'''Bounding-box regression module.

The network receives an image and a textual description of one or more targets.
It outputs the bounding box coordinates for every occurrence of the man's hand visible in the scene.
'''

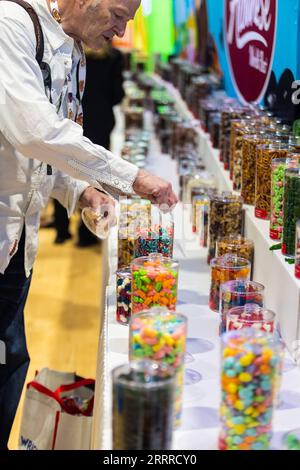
[79,186,116,227]
[133,170,178,209]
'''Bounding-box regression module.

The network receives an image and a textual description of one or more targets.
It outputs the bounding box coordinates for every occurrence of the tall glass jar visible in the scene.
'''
[124,106,144,130]
[219,329,284,451]
[131,254,179,314]
[180,161,196,203]
[220,280,265,334]
[129,308,187,427]
[112,361,175,450]
[295,221,300,280]
[116,267,132,325]
[282,168,300,258]
[209,255,251,312]
[209,112,221,149]
[199,98,219,132]
[255,144,289,220]
[192,192,212,242]
[219,105,241,166]
[186,171,216,204]
[270,156,300,240]
[172,120,198,161]
[118,197,151,269]
[241,133,273,206]
[230,120,254,186]
[208,193,244,263]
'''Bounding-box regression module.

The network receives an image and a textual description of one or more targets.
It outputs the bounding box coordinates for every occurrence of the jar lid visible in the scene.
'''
[116,266,132,278]
[221,280,264,294]
[131,253,179,268]
[210,254,250,270]
[256,142,289,151]
[212,192,243,204]
[217,235,254,248]
[285,167,300,176]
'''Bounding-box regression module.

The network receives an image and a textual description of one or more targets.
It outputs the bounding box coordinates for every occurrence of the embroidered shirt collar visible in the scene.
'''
[31,0,73,51]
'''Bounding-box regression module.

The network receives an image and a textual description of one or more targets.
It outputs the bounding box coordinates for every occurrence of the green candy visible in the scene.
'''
[155,282,162,292]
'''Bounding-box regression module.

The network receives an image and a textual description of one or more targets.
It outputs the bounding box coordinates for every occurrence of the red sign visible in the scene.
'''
[224,0,278,104]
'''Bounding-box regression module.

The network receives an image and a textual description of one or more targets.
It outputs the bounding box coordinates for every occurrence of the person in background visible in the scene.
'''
[83,44,124,150]
[80,45,126,246]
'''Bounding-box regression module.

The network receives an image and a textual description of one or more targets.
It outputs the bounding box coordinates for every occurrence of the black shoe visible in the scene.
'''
[76,238,99,248]
[54,233,72,244]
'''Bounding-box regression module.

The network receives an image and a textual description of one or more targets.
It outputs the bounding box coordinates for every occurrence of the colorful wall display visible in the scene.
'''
[206,0,300,120]
[224,0,278,104]
[116,0,300,120]
[174,0,198,61]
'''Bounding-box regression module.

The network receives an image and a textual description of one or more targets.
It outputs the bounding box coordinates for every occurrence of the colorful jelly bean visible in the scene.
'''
[129,308,187,426]
[134,225,174,258]
[131,255,179,314]
[219,329,284,451]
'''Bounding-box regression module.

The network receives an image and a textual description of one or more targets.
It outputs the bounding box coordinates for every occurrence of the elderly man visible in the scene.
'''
[0,0,177,449]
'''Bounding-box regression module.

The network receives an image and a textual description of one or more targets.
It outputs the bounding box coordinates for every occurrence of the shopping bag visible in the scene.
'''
[19,368,95,450]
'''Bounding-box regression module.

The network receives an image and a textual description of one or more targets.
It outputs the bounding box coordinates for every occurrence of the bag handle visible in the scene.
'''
[27,378,95,416]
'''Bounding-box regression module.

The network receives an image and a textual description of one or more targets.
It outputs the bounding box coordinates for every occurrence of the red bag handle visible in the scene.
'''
[27,378,95,416]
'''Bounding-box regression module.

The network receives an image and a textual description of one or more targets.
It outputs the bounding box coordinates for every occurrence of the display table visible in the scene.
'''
[92,105,300,450]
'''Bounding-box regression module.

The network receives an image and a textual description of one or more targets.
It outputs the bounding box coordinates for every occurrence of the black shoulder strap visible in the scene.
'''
[3,0,44,64]
[2,0,52,93]
[3,0,53,175]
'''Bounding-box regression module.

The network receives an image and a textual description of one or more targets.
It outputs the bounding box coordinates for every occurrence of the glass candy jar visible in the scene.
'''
[208,193,244,263]
[209,255,251,312]
[131,254,179,314]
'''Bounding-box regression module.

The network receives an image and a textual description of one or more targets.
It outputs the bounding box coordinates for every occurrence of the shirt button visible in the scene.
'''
[114,179,119,186]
